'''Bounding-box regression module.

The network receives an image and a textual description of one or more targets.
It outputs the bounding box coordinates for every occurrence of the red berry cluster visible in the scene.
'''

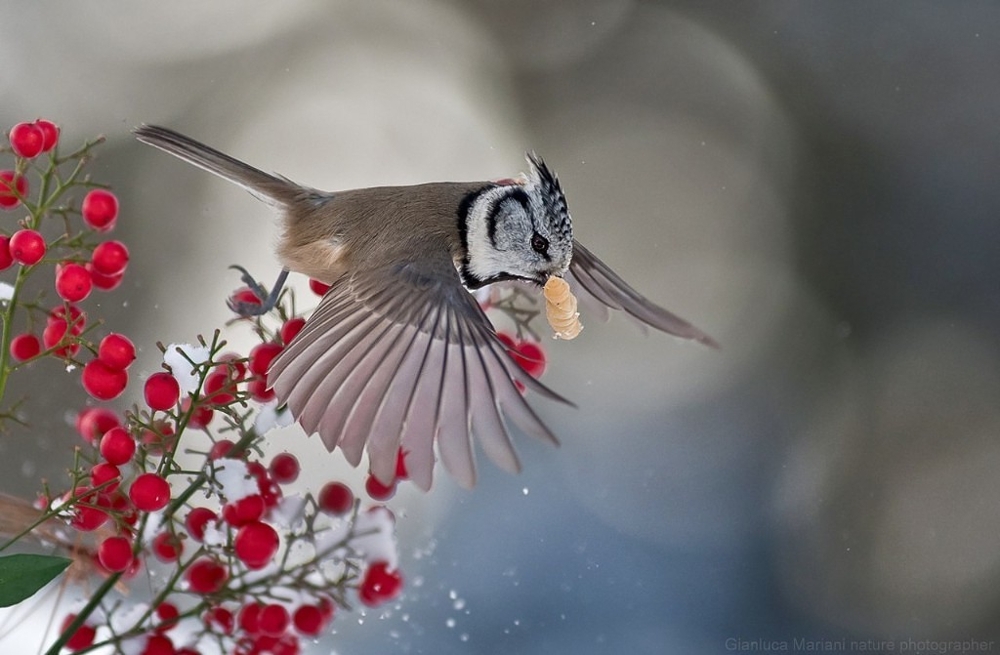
[47,307,400,652]
[1,121,451,654]
[52,346,404,652]
[2,119,132,405]
[0,120,57,210]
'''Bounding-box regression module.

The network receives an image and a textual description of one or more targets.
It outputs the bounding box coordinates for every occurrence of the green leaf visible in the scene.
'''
[0,554,71,607]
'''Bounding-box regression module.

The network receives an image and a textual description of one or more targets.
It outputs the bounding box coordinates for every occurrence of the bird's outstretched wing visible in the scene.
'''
[268,247,570,491]
[567,240,719,348]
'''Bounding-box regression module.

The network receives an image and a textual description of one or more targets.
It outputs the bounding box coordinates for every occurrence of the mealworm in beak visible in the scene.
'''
[543,276,583,340]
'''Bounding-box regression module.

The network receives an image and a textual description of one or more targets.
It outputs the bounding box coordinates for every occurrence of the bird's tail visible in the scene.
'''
[133,125,310,207]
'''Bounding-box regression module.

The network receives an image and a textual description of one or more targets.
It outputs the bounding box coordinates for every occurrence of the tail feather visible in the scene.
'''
[133,124,307,206]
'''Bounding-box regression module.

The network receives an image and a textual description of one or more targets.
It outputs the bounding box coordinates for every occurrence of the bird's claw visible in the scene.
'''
[227,297,269,318]
[227,265,290,317]
[228,264,269,299]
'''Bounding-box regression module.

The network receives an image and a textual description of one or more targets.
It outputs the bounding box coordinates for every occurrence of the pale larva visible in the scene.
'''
[543,276,583,340]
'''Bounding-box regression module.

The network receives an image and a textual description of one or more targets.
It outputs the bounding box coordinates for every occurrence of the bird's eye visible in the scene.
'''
[531,232,549,255]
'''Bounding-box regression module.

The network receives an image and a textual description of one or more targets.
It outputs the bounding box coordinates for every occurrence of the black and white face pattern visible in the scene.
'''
[460,153,573,289]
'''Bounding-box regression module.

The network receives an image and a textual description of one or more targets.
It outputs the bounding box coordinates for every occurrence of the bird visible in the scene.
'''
[133,125,717,490]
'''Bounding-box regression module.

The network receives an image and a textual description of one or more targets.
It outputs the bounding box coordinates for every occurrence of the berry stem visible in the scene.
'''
[0,264,32,419]
[44,569,123,655]
[119,542,208,641]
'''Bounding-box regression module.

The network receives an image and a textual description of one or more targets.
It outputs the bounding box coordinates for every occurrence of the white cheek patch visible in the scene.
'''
[465,187,518,282]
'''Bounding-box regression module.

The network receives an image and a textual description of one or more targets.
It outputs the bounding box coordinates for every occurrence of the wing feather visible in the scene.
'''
[398,326,447,489]
[568,240,719,348]
[434,309,476,488]
[461,318,521,475]
[268,247,573,487]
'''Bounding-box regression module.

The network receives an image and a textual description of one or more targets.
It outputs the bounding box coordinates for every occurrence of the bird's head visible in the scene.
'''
[460,153,573,289]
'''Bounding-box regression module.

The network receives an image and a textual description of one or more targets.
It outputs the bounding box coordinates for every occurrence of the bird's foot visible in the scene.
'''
[227,266,290,317]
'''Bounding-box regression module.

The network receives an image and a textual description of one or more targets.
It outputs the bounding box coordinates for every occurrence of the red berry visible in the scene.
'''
[56,263,93,302]
[279,317,306,345]
[9,229,46,265]
[76,407,120,444]
[104,490,138,526]
[43,320,79,358]
[239,602,263,634]
[229,286,262,308]
[82,359,129,400]
[185,507,217,541]
[152,531,183,562]
[129,472,171,512]
[257,476,283,509]
[204,606,234,634]
[247,462,284,508]
[293,604,326,636]
[91,240,129,275]
[365,473,396,501]
[308,278,331,296]
[9,122,44,158]
[203,369,236,406]
[216,353,248,380]
[496,331,517,351]
[87,263,125,290]
[34,119,59,152]
[268,453,299,484]
[318,482,354,515]
[98,333,136,370]
[145,372,181,411]
[248,376,274,402]
[358,561,403,607]
[258,604,290,637]
[222,494,265,527]
[10,333,41,361]
[81,189,119,231]
[44,308,85,358]
[185,558,227,594]
[98,535,133,572]
[49,304,86,332]
[142,633,175,655]
[60,613,97,651]
[100,427,136,464]
[91,462,121,492]
[208,439,241,460]
[68,487,109,531]
[233,520,279,569]
[233,521,279,569]
[181,397,214,429]
[255,634,299,655]
[0,236,13,269]
[251,376,277,402]
[155,601,180,631]
[0,170,28,209]
[141,421,177,455]
[513,340,546,378]
[247,461,269,482]
[317,596,335,620]
[248,342,283,376]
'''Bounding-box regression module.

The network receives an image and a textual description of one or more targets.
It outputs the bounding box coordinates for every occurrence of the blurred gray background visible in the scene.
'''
[3,1,1000,653]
